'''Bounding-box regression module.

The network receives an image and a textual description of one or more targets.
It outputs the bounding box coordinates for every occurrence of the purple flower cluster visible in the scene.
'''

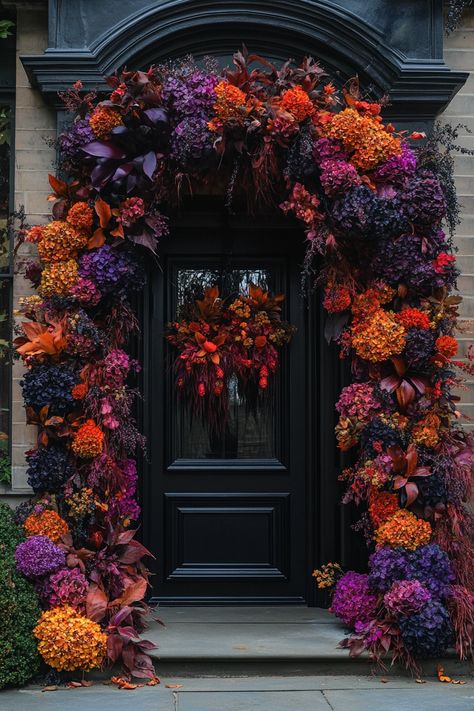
[368,547,410,593]
[319,159,362,196]
[398,599,453,657]
[330,571,378,628]
[70,277,102,306]
[103,348,131,387]
[313,137,347,163]
[331,186,408,239]
[38,567,88,610]
[401,170,447,225]
[403,327,436,368]
[106,458,141,524]
[21,364,79,412]
[15,535,65,578]
[78,245,145,297]
[373,145,417,184]
[26,445,73,493]
[336,382,381,421]
[59,117,94,162]
[383,579,431,617]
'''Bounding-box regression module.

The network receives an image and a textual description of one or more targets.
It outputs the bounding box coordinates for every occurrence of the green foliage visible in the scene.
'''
[0,502,40,689]
[0,452,11,485]
[0,20,14,39]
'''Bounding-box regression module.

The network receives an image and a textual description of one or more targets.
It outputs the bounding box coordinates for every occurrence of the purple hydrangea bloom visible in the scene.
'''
[399,599,453,657]
[21,364,79,412]
[368,548,410,593]
[331,186,407,238]
[15,535,66,578]
[70,277,102,306]
[26,445,73,493]
[409,544,455,598]
[59,118,94,162]
[37,567,89,610]
[313,137,347,163]
[383,579,431,617]
[373,144,417,184]
[330,571,378,628]
[106,458,141,523]
[78,245,145,296]
[403,327,436,368]
[401,170,447,225]
[336,382,381,420]
[319,159,362,196]
[162,70,219,116]
[171,116,215,165]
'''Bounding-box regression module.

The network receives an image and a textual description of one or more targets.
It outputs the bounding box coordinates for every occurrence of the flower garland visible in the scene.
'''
[165,284,295,427]
[13,49,473,677]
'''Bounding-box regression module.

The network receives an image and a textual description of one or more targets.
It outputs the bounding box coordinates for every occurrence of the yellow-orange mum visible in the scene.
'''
[40,259,78,297]
[435,335,458,358]
[34,605,107,672]
[412,413,441,448]
[89,106,123,139]
[324,108,401,171]
[72,419,104,458]
[24,509,69,543]
[280,86,314,122]
[375,509,431,551]
[351,309,406,362]
[36,221,88,263]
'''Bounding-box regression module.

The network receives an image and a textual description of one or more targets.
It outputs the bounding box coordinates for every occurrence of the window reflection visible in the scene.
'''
[172,265,279,460]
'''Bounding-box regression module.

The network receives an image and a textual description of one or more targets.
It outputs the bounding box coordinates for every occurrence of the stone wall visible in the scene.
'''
[1,6,473,504]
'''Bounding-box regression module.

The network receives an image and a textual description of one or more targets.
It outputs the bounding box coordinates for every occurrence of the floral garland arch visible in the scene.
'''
[13,49,474,678]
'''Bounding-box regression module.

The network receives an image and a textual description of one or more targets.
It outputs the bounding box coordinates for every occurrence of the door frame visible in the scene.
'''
[137,206,353,606]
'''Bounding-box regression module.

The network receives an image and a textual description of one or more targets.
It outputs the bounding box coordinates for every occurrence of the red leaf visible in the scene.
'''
[393,476,408,490]
[88,228,106,249]
[94,197,112,228]
[114,578,147,607]
[404,482,419,507]
[380,375,399,393]
[48,174,69,196]
[409,375,428,394]
[396,380,416,409]
[86,584,108,622]
[391,356,406,378]
[119,539,155,564]
[107,633,124,663]
[117,529,136,545]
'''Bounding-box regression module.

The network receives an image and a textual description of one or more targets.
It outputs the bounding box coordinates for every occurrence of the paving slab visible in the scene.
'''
[0,685,171,711]
[156,606,334,624]
[177,689,330,710]
[323,687,474,711]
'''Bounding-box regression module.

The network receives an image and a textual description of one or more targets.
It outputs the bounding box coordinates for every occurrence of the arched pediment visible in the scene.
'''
[22,0,466,118]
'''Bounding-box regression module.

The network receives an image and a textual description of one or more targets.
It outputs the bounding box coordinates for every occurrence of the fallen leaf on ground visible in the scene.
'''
[41,686,59,692]
[380,678,389,683]
[415,678,426,684]
[147,677,160,686]
[81,680,94,687]
[452,680,467,685]
[66,681,82,688]
[165,684,183,689]
[437,664,452,683]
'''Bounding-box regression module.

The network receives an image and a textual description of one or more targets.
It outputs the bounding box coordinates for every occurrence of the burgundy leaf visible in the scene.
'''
[409,375,428,394]
[393,476,408,490]
[380,375,399,393]
[119,539,155,564]
[143,151,157,179]
[404,482,419,507]
[107,633,124,663]
[109,605,134,628]
[86,584,108,623]
[396,380,416,409]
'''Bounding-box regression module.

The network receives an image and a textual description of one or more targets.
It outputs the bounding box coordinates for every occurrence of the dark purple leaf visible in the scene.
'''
[81,141,127,159]
[143,151,157,180]
[144,108,167,125]
[112,163,134,181]
[324,312,349,344]
[91,162,116,189]
[128,231,157,253]
[380,375,399,393]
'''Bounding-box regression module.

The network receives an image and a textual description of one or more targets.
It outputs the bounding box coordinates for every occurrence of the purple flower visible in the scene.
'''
[319,159,362,196]
[409,544,455,598]
[313,137,347,163]
[399,599,453,657]
[78,245,145,297]
[384,579,431,617]
[336,382,381,421]
[403,328,436,368]
[401,170,447,225]
[369,548,410,593]
[70,277,102,306]
[37,567,89,610]
[26,445,73,493]
[373,144,417,184]
[59,117,94,162]
[15,535,66,578]
[330,571,378,628]
[21,364,79,412]
[162,70,219,117]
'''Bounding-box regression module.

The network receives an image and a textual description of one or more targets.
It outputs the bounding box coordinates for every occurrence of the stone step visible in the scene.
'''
[457,214,474,235]
[444,48,474,71]
[445,92,474,115]
[453,154,474,174]
[445,28,474,49]
[453,174,474,193]
[147,607,473,678]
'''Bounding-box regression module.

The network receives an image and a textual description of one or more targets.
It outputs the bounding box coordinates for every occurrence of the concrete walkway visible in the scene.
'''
[2,675,473,711]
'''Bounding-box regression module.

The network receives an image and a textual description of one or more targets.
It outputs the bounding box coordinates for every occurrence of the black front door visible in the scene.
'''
[144,213,309,603]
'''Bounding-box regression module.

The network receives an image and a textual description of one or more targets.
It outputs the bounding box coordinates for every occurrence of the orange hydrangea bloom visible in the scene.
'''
[72,383,88,400]
[40,259,78,297]
[351,309,406,362]
[34,606,107,672]
[435,335,458,358]
[72,419,104,458]
[66,202,94,233]
[37,221,88,263]
[280,86,314,122]
[89,106,123,139]
[208,81,247,131]
[375,509,431,551]
[24,509,69,543]
[395,307,431,330]
[324,108,401,171]
[412,413,441,448]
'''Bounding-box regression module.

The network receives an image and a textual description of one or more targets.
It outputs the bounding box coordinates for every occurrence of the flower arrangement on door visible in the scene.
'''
[10,47,473,682]
[166,284,295,428]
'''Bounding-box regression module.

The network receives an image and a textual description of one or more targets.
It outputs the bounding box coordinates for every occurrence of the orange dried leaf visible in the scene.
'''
[165,684,183,689]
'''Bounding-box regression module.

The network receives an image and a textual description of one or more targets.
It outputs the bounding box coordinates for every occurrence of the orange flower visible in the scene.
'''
[208,81,247,131]
[34,606,107,672]
[368,490,400,528]
[351,309,406,362]
[72,419,104,458]
[280,86,314,122]
[395,307,431,330]
[323,108,401,171]
[89,106,123,139]
[40,259,78,297]
[375,509,431,551]
[66,201,94,233]
[37,220,88,263]
[72,383,88,400]
[435,335,458,358]
[24,509,69,543]
[412,413,441,448]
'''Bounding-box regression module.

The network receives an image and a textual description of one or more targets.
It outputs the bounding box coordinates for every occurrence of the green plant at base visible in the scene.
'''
[0,501,40,689]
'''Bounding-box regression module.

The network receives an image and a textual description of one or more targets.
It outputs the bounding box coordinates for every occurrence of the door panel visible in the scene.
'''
[146,222,308,603]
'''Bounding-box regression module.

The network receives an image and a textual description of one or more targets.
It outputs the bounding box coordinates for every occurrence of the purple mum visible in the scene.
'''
[383,579,431,617]
[330,571,378,628]
[15,535,66,578]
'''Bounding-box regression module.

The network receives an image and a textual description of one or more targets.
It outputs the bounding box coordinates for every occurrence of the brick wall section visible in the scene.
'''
[2,11,474,504]
[2,6,56,504]
[442,8,474,435]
